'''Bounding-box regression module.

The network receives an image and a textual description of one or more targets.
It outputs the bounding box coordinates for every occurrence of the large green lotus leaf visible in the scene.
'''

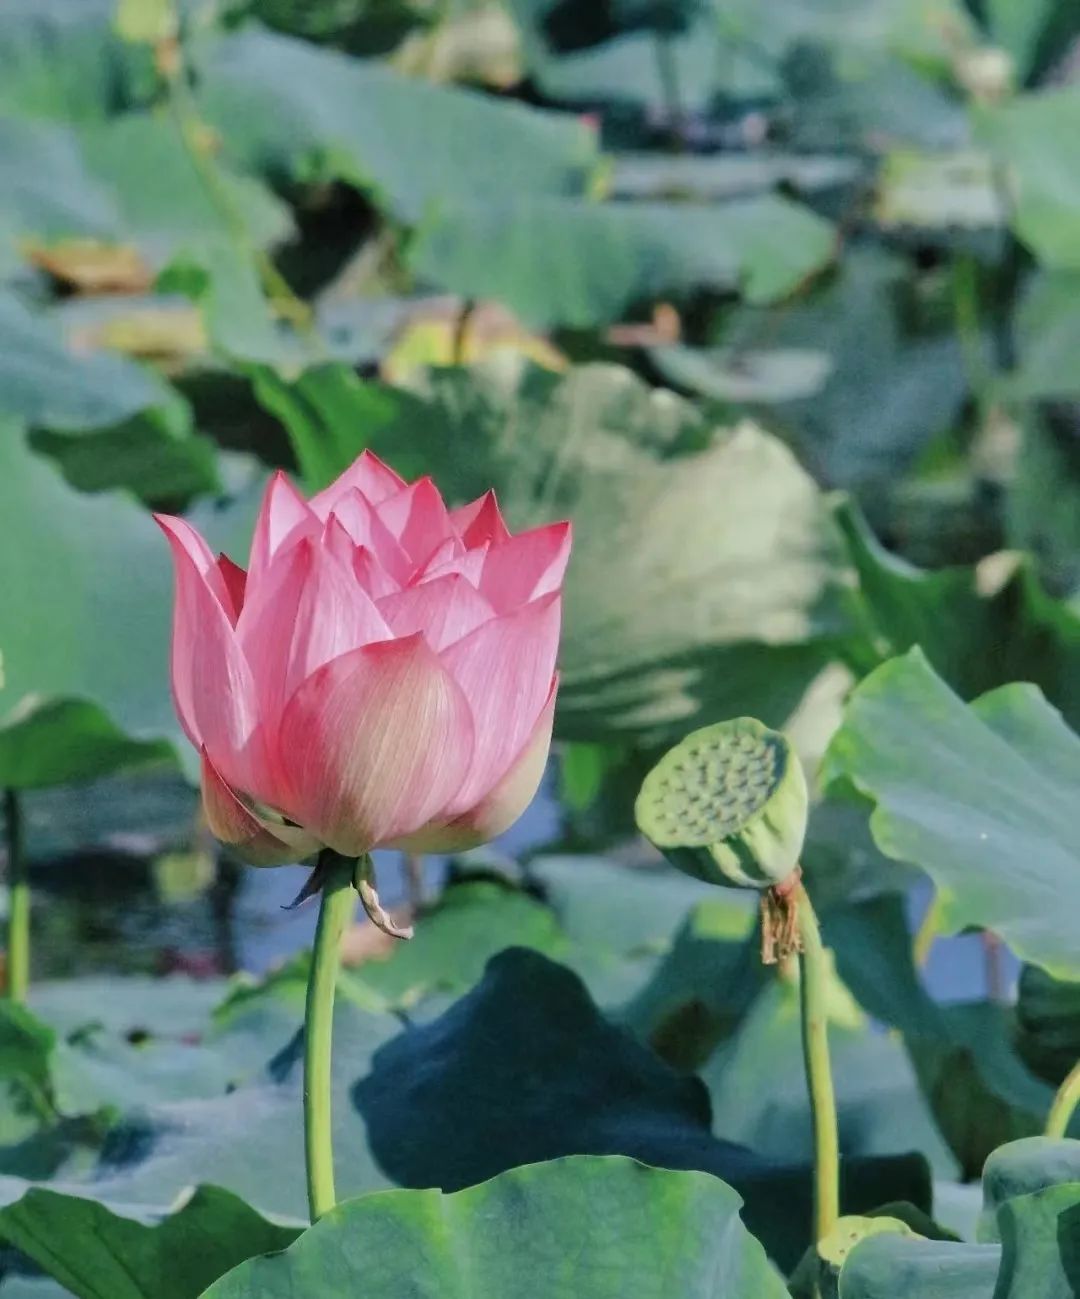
[1005,410,1080,596]
[836,497,1080,726]
[528,855,713,962]
[814,897,1056,1180]
[702,965,953,1177]
[349,949,930,1270]
[0,700,172,791]
[350,361,849,745]
[0,1184,299,1299]
[802,794,922,913]
[823,647,1080,978]
[511,0,970,125]
[0,315,215,581]
[609,152,859,202]
[340,878,566,1008]
[786,44,968,157]
[516,15,763,114]
[907,1002,1052,1181]
[617,894,762,1071]
[807,865,1055,1181]
[516,0,921,114]
[247,362,419,492]
[43,975,247,1071]
[29,408,221,509]
[981,1138,1080,1238]
[197,26,596,225]
[0,1004,62,1149]
[0,116,290,281]
[649,344,834,405]
[977,86,1080,270]
[1009,271,1080,401]
[0,422,176,749]
[156,246,307,369]
[0,120,114,278]
[840,1178,1080,1297]
[49,1021,267,1119]
[408,196,836,327]
[31,977,226,1043]
[1015,965,1080,1085]
[837,1234,1000,1297]
[203,1156,788,1299]
[0,297,165,432]
[71,1001,400,1215]
[984,0,1080,82]
[32,972,383,1142]
[0,434,260,784]
[0,0,153,121]
[822,894,941,1041]
[718,250,967,491]
[705,0,975,70]
[993,1183,1080,1298]
[350,947,735,1191]
[0,980,251,1165]
[74,115,292,262]
[10,951,928,1272]
[837,495,1004,685]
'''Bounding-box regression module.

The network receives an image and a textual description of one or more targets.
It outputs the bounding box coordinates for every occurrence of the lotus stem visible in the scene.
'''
[794,879,839,1245]
[4,790,29,1004]
[1045,1060,1080,1139]
[303,850,356,1222]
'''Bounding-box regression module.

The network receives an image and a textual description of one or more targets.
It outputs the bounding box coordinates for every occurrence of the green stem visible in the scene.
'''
[795,881,839,1245]
[1046,1060,1080,1139]
[303,850,356,1222]
[4,790,29,1004]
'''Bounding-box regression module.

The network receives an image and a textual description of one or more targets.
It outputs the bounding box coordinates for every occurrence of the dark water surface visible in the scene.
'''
[12,764,1015,1001]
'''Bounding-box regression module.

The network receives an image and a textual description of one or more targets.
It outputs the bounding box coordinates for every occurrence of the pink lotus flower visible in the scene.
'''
[155,453,569,865]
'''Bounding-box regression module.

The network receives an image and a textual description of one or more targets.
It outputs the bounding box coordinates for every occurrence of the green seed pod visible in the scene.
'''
[634,718,808,890]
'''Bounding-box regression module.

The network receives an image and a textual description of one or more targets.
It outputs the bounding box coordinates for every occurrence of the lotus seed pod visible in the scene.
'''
[634,718,808,890]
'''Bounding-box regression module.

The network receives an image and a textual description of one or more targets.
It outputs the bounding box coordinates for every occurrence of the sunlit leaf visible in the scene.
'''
[978,85,1080,270]
[204,1156,789,1299]
[0,1184,299,1299]
[198,26,596,224]
[409,196,837,326]
[824,647,1080,978]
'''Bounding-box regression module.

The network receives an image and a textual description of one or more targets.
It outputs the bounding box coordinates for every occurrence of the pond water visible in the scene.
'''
[13,763,1016,1003]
